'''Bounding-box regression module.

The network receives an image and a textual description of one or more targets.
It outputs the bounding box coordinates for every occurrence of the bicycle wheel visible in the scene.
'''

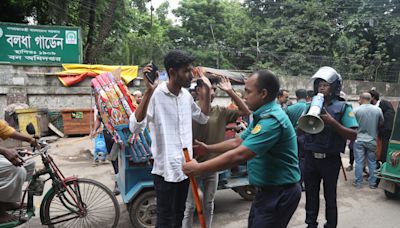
[42,178,120,228]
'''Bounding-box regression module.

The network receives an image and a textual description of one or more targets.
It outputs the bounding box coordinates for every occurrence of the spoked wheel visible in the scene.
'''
[128,190,157,228]
[42,178,120,228]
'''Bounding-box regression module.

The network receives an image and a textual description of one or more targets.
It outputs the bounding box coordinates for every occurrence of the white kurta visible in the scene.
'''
[0,154,34,203]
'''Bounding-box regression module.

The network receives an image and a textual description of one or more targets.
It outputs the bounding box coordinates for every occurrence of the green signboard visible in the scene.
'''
[0,23,82,65]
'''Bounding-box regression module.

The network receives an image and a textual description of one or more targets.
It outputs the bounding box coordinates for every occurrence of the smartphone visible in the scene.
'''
[145,62,158,84]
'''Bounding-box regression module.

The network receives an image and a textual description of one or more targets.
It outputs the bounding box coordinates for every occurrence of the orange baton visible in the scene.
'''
[183,148,206,228]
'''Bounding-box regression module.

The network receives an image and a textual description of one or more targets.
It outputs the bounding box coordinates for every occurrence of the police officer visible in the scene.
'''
[302,67,358,228]
[287,89,309,191]
[183,70,301,228]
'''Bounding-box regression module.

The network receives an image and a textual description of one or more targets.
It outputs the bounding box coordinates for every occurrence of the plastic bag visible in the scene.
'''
[94,132,107,153]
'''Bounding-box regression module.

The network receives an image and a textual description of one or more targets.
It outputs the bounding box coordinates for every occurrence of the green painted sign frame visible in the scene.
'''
[0,22,82,66]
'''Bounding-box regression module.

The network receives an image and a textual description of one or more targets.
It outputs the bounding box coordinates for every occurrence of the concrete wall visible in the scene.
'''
[1,64,399,120]
[278,75,400,102]
[0,65,91,119]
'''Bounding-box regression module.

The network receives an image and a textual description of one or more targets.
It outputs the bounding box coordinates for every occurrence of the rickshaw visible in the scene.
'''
[375,101,400,198]
[0,124,120,228]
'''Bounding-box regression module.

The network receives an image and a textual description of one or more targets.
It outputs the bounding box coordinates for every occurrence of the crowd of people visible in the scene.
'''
[130,50,396,228]
[0,49,397,227]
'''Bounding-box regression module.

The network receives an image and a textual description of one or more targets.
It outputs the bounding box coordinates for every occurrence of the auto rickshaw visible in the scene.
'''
[375,101,400,198]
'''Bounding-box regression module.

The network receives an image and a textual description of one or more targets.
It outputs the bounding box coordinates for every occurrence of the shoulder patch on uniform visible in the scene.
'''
[251,124,262,134]
[348,111,354,117]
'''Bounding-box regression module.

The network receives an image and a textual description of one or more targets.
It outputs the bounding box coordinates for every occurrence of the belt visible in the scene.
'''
[310,152,339,160]
[255,183,297,193]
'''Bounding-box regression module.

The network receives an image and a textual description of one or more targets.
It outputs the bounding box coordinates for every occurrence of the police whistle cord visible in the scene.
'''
[183,148,206,228]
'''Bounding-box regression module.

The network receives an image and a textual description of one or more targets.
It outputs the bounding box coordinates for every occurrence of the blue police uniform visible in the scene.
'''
[240,101,301,228]
[303,99,358,228]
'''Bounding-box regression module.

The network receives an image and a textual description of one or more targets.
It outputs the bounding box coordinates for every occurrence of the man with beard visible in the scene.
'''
[277,89,290,111]
[130,50,211,228]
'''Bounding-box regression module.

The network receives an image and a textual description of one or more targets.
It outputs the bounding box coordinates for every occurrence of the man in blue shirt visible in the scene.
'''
[183,70,301,228]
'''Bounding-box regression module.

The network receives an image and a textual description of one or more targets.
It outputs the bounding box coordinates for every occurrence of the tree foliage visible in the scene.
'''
[1,0,400,82]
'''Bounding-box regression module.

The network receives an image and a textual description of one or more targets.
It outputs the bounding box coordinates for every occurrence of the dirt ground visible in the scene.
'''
[20,136,400,228]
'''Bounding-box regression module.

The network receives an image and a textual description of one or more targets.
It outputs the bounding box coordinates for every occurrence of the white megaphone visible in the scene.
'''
[298,93,325,134]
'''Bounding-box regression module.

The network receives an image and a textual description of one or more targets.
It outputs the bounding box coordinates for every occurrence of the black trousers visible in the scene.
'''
[298,135,306,183]
[304,152,341,228]
[248,183,301,228]
[103,129,118,174]
[153,174,189,228]
[380,130,391,163]
[348,140,354,166]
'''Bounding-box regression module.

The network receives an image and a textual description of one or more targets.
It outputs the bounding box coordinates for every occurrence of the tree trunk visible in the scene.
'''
[84,0,97,63]
[78,0,90,24]
[55,0,70,25]
[86,0,118,63]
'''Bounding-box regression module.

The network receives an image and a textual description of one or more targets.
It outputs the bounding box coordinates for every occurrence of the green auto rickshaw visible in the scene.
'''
[376,101,400,198]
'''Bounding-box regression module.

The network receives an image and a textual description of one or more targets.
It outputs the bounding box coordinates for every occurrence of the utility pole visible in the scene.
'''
[210,24,220,69]
[149,0,154,61]
[256,32,260,63]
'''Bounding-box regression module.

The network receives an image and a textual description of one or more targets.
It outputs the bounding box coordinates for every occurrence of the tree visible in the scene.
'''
[332,0,400,82]
[1,0,400,83]
[0,0,32,23]
[170,0,254,69]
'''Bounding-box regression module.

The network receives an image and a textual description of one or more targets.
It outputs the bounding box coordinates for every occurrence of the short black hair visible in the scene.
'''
[277,89,289,97]
[295,89,307,99]
[209,77,220,85]
[254,70,280,101]
[164,50,195,75]
[307,90,314,98]
[369,89,380,100]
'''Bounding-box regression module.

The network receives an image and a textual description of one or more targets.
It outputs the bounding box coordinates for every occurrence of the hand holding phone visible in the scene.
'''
[145,62,158,84]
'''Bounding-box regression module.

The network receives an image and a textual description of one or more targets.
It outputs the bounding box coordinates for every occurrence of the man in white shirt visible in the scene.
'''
[130,50,211,228]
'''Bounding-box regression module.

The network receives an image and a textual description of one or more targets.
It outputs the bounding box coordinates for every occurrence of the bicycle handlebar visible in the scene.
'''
[22,142,49,162]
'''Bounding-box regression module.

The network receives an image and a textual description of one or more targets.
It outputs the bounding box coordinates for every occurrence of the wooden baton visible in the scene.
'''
[183,148,206,228]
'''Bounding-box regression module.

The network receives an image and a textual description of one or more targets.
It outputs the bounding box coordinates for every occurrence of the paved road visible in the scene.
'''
[22,137,400,228]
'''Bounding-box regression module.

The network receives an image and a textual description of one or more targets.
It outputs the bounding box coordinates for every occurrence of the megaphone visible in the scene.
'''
[298,93,325,134]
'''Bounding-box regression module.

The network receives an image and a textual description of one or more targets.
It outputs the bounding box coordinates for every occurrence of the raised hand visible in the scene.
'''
[320,108,336,125]
[142,64,159,91]
[218,76,232,92]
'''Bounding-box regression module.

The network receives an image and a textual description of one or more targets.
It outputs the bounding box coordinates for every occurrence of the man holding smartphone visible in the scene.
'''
[130,50,212,228]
